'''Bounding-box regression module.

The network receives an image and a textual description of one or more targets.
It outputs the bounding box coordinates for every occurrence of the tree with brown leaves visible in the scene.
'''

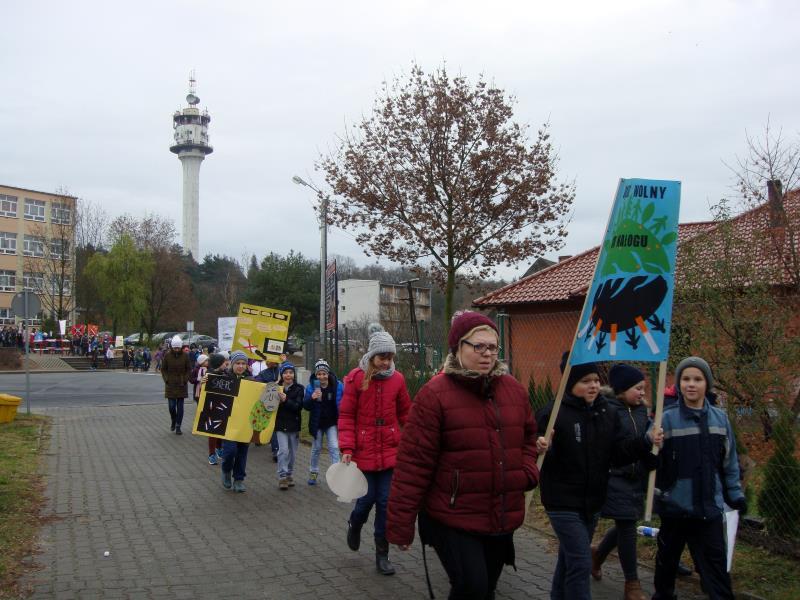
[318,64,574,320]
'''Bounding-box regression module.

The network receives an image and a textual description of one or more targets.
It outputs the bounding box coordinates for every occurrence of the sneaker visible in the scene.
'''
[287,476,295,487]
[221,469,232,490]
[170,423,176,431]
[175,427,182,435]
[215,448,224,460]
[208,453,218,465]
[278,478,289,491]
[233,480,246,493]
[307,472,318,486]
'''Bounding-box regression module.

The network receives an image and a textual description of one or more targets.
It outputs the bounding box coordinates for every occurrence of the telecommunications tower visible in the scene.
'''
[170,72,213,258]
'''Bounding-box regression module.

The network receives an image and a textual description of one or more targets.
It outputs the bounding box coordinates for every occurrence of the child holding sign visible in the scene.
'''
[536,353,662,600]
[220,351,251,493]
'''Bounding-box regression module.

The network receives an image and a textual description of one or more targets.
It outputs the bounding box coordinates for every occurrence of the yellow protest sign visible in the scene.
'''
[192,374,279,444]
[232,303,291,362]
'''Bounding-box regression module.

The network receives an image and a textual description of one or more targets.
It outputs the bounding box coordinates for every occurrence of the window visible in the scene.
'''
[51,202,72,224]
[341,288,346,294]
[49,276,71,296]
[23,272,44,291]
[341,305,346,311]
[0,270,15,292]
[24,199,46,222]
[0,232,16,255]
[0,308,12,324]
[50,238,70,259]
[0,194,17,218]
[23,235,45,257]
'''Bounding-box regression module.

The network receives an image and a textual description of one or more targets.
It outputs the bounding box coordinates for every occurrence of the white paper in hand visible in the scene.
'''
[724,508,739,572]
[326,461,368,502]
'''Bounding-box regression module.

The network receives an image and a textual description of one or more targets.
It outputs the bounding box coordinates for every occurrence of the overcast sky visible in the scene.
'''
[2,0,798,280]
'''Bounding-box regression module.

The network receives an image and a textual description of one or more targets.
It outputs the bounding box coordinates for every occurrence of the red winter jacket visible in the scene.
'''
[386,356,539,546]
[337,367,411,472]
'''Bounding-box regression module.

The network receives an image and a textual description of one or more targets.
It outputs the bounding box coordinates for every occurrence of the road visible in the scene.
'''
[0,371,165,409]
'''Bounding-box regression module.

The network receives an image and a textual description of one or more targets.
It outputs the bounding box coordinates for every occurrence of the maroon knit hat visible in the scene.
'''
[448,311,498,353]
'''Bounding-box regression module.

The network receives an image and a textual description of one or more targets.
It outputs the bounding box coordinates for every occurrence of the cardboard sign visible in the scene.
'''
[192,374,278,444]
[217,316,237,352]
[231,303,291,362]
[571,179,681,364]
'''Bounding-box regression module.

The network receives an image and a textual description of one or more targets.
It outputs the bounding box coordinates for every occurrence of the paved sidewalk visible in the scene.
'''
[24,403,702,599]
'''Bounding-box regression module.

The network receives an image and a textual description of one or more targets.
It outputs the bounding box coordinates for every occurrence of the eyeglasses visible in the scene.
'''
[461,340,501,355]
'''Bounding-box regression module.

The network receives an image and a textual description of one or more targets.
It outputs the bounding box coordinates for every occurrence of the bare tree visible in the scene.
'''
[74,197,109,251]
[107,213,177,251]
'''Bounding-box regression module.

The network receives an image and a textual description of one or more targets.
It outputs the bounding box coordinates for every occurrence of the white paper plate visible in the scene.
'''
[325,461,368,502]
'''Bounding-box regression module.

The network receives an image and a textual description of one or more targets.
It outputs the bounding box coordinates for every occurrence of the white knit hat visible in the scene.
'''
[196,354,209,366]
[170,335,182,348]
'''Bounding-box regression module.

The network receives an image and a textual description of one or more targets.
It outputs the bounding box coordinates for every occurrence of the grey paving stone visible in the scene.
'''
[21,403,708,599]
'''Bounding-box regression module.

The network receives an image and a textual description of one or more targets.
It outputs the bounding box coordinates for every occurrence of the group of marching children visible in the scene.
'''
[175,316,745,600]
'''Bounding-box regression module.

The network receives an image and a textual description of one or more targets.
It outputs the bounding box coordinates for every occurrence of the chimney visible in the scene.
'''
[767,179,785,227]
[558,255,572,262]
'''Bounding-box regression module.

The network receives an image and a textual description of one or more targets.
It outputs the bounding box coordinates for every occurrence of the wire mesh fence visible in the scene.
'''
[305,308,799,547]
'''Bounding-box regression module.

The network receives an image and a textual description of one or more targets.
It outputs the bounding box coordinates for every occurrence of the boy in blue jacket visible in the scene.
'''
[303,359,343,485]
[653,356,746,600]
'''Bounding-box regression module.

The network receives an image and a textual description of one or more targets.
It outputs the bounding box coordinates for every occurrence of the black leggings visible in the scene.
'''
[421,515,513,600]
[596,519,639,581]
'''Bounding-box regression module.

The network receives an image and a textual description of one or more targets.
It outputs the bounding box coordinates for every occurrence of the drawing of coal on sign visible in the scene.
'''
[571,179,681,365]
[197,374,240,435]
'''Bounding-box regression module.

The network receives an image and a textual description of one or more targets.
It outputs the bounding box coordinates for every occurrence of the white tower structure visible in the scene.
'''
[170,74,213,258]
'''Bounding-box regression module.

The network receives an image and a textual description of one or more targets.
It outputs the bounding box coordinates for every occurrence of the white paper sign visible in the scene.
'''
[724,508,739,572]
[217,317,237,352]
[58,320,67,336]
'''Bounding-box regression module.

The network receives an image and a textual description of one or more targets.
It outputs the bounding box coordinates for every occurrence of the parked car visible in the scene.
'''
[151,331,179,346]
[178,332,218,349]
[285,335,304,354]
[123,332,150,346]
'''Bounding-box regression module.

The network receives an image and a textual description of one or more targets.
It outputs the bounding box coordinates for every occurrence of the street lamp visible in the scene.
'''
[292,175,328,346]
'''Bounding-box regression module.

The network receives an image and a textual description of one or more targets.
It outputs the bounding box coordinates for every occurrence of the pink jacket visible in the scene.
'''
[338,367,411,472]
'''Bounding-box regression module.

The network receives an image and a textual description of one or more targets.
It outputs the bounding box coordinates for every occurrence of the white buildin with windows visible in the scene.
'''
[0,184,76,324]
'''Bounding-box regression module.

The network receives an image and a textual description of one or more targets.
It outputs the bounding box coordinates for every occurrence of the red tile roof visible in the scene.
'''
[474,192,799,307]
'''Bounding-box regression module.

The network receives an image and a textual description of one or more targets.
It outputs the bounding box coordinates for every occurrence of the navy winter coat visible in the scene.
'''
[303,374,343,437]
[536,393,652,517]
[600,397,656,520]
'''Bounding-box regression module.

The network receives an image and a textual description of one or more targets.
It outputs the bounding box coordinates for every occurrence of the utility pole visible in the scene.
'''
[292,176,327,345]
[399,278,420,352]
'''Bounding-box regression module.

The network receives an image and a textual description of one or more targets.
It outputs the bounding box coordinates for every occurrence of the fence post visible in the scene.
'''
[496,311,509,366]
[418,319,426,372]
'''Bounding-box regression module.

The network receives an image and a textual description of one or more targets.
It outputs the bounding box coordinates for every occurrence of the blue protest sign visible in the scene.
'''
[570,179,681,365]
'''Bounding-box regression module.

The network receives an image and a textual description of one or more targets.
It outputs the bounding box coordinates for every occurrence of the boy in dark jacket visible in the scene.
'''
[536,354,663,600]
[275,362,304,490]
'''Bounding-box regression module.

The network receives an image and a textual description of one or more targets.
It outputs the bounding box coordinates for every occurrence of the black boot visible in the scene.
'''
[375,537,395,576]
[347,520,362,552]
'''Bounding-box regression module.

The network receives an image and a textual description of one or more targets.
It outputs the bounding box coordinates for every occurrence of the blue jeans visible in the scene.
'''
[222,440,249,481]
[276,431,299,478]
[546,510,599,600]
[310,426,340,474]
[350,469,393,539]
[167,398,184,428]
[270,432,278,457]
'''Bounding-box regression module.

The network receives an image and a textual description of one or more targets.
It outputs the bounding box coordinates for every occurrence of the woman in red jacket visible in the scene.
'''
[386,311,540,599]
[338,324,411,576]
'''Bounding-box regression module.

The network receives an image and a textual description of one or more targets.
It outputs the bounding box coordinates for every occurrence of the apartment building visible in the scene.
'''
[0,184,77,325]
[338,279,432,340]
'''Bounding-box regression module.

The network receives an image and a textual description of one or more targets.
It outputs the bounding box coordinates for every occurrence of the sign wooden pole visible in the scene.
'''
[644,360,668,521]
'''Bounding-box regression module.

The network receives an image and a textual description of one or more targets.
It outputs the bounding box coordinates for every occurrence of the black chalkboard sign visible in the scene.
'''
[206,373,240,397]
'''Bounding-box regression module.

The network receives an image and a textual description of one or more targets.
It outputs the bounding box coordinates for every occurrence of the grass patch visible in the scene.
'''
[525,490,800,600]
[0,413,50,599]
